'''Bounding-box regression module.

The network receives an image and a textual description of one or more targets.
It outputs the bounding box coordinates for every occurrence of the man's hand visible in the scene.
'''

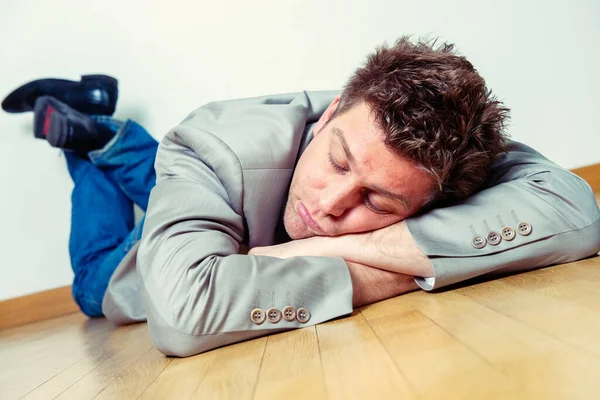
[351,221,434,277]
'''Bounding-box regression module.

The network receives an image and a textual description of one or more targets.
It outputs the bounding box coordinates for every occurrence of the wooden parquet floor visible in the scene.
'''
[2,255,600,399]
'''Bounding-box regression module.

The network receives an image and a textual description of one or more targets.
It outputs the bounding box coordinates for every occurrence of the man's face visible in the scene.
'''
[283,99,434,240]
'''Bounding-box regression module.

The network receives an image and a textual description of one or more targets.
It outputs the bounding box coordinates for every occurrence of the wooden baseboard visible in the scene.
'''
[0,285,78,330]
[572,163,600,192]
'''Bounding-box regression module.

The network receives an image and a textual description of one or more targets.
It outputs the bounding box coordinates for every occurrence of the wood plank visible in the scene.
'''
[0,285,78,330]
[501,261,600,314]
[369,289,600,399]
[360,295,515,399]
[50,324,153,399]
[1,314,117,400]
[189,337,268,399]
[571,162,600,191]
[253,327,327,399]
[557,256,600,279]
[363,290,563,364]
[139,352,218,400]
[94,347,171,400]
[19,322,149,400]
[488,349,600,399]
[0,312,107,354]
[458,278,600,357]
[315,311,418,400]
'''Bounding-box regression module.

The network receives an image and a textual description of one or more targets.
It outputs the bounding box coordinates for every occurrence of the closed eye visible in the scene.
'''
[328,152,348,173]
[362,191,388,214]
[328,153,390,214]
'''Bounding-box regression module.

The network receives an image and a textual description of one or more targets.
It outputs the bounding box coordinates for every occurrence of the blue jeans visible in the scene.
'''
[65,117,158,317]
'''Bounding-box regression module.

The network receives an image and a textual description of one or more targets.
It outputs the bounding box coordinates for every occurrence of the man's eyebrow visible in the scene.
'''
[373,185,412,210]
[331,127,412,210]
[332,127,355,165]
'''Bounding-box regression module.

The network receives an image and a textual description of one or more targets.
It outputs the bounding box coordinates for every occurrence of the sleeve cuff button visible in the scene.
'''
[518,222,532,236]
[472,236,487,249]
[250,308,266,324]
[487,231,502,246]
[501,226,516,241]
[267,308,282,323]
[282,305,296,321]
[296,307,311,323]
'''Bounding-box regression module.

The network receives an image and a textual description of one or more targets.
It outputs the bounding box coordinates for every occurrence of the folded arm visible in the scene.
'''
[249,224,427,306]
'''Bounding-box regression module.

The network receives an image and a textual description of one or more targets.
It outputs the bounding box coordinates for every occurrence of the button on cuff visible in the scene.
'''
[518,222,532,236]
[250,308,266,325]
[282,305,296,321]
[472,236,487,249]
[296,307,311,323]
[501,226,516,241]
[487,231,502,246]
[267,307,282,323]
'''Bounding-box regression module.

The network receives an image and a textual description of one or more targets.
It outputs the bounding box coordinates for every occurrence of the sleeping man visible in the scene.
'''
[4,37,599,357]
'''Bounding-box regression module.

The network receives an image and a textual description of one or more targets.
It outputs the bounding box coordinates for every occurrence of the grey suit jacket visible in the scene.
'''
[102,91,600,357]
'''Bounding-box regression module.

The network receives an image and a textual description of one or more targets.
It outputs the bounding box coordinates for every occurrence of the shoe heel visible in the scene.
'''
[81,75,118,86]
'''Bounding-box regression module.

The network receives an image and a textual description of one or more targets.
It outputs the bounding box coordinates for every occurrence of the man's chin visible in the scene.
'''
[284,218,316,240]
[286,226,315,240]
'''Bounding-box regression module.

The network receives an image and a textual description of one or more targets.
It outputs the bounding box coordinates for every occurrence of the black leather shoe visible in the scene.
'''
[2,74,118,115]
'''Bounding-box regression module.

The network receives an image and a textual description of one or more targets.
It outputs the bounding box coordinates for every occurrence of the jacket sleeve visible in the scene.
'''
[405,141,600,290]
[137,119,352,357]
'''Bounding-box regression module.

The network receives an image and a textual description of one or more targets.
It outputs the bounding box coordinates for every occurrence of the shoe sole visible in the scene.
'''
[33,96,69,148]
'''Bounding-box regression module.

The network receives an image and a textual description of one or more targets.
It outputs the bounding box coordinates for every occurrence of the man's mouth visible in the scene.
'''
[296,201,325,235]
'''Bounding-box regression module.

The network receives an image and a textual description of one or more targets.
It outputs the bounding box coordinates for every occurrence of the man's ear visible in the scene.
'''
[313,96,340,136]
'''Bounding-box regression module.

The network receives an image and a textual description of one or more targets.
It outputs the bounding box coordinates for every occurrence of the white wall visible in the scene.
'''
[1,0,598,301]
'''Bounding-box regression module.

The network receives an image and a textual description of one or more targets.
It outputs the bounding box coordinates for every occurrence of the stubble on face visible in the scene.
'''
[282,183,317,240]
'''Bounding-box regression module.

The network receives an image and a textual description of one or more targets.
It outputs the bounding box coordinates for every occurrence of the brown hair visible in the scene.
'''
[333,36,510,207]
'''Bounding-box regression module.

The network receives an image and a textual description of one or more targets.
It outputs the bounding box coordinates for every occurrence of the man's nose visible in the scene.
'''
[319,180,359,218]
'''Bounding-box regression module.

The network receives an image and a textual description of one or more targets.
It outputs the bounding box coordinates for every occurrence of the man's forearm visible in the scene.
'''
[346,261,419,307]
[317,222,434,277]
